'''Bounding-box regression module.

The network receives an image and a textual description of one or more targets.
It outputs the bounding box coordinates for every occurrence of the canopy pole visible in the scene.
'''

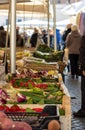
[52,0,57,51]
[47,0,50,47]
[10,0,16,75]
[4,0,11,74]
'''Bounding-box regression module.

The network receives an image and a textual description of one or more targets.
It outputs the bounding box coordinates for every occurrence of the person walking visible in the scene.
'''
[62,24,72,72]
[65,24,81,79]
[73,33,85,117]
[62,23,72,49]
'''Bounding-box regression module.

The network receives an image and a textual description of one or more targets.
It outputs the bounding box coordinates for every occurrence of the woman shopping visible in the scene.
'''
[65,24,81,79]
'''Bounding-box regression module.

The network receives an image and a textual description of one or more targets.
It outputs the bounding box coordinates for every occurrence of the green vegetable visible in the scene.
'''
[26,108,35,112]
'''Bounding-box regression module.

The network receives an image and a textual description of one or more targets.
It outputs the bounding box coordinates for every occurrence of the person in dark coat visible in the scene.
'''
[62,23,72,49]
[0,26,10,47]
[62,24,72,72]
[42,29,48,45]
[16,27,24,47]
[73,33,85,117]
[30,27,39,47]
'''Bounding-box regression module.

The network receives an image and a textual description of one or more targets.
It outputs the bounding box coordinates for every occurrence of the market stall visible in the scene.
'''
[0,0,71,130]
[0,44,71,130]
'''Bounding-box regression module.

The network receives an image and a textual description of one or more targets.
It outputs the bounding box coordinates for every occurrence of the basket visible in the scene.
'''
[23,57,57,71]
[5,105,60,130]
[5,112,40,121]
[5,112,59,130]
[58,61,66,73]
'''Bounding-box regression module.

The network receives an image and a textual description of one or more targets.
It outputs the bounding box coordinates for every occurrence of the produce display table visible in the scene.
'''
[0,46,71,130]
[5,80,71,130]
[0,76,71,130]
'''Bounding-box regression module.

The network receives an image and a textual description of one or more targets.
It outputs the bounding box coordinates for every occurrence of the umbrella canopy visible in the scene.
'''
[0,0,49,14]
[61,1,85,16]
[0,0,52,20]
[0,0,32,4]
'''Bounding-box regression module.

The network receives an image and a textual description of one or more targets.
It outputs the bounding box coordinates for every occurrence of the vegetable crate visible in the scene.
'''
[5,105,60,130]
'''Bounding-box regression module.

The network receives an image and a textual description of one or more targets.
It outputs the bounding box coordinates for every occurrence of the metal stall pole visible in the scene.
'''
[47,0,50,47]
[10,0,16,75]
[52,0,57,51]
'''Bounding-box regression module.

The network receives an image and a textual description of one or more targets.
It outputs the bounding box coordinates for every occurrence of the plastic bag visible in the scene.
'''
[63,48,69,65]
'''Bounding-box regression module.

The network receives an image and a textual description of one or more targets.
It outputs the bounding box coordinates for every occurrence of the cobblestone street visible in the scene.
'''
[65,74,85,130]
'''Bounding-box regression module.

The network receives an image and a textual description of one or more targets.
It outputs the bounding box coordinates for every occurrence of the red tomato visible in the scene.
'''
[32,108,43,112]
[9,105,20,112]
[0,105,5,111]
[4,105,10,112]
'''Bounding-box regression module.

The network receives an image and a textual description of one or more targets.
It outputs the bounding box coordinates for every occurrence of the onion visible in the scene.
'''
[0,89,8,104]
[17,93,26,103]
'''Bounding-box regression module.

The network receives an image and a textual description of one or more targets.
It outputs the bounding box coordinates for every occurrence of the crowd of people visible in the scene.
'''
[62,23,85,118]
[29,27,63,50]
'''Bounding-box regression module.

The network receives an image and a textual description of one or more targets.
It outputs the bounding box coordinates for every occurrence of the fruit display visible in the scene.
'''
[0,47,71,130]
[0,81,64,105]
[6,69,59,82]
[0,48,31,60]
[0,68,64,105]
[16,50,30,59]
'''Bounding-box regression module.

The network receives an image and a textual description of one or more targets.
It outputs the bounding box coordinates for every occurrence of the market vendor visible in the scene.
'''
[0,26,10,47]
[16,27,24,47]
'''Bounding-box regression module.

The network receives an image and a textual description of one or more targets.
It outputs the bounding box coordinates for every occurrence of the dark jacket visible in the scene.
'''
[30,33,38,47]
[62,28,71,42]
[0,30,10,47]
[79,35,85,70]
[42,34,48,44]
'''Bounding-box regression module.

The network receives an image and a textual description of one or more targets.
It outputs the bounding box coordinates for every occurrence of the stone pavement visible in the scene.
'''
[64,74,85,130]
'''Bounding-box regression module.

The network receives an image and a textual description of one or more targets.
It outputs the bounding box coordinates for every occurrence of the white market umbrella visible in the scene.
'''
[61,1,84,16]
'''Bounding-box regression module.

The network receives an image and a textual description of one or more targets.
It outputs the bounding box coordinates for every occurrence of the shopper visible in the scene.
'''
[30,27,39,47]
[48,120,60,130]
[62,24,72,72]
[16,27,24,47]
[0,26,10,47]
[73,33,85,117]
[65,24,81,79]
[62,23,72,49]
[42,29,48,45]
[49,28,54,48]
